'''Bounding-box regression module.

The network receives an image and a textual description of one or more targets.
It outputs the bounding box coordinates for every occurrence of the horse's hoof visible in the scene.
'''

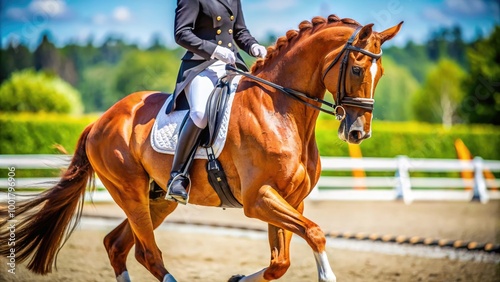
[228,274,245,282]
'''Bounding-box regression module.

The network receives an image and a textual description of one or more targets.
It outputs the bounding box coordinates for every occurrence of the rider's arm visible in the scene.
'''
[232,0,258,56]
[174,0,217,60]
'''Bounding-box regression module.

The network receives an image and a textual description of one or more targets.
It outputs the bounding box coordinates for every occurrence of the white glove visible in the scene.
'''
[212,46,236,64]
[251,44,267,58]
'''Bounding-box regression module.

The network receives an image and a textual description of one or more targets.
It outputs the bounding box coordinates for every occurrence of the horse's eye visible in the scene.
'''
[352,66,362,76]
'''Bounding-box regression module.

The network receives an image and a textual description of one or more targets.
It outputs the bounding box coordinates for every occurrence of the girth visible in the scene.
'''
[202,74,243,208]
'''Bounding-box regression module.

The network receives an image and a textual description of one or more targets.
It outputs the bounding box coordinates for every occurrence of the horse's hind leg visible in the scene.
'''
[98,173,178,281]
[130,200,179,281]
[104,219,134,281]
[104,200,178,282]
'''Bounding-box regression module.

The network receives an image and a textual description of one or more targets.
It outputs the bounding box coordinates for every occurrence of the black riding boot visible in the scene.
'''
[166,117,203,204]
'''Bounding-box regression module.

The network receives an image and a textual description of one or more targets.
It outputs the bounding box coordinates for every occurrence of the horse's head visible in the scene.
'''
[323,22,403,144]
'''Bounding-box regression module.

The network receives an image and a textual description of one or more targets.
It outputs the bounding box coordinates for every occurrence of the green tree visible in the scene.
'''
[384,41,434,83]
[78,63,118,113]
[148,34,166,51]
[100,36,138,64]
[460,26,500,125]
[0,69,83,114]
[113,50,180,101]
[411,59,466,127]
[426,26,466,66]
[34,33,78,86]
[373,57,420,121]
[0,40,33,83]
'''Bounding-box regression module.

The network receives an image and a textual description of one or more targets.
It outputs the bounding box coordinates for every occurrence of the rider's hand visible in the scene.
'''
[251,44,267,58]
[212,46,236,65]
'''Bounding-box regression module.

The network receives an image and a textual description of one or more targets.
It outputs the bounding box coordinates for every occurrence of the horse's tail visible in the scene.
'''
[0,123,95,274]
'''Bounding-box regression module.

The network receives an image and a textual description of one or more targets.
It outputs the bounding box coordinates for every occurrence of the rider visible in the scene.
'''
[165,0,267,204]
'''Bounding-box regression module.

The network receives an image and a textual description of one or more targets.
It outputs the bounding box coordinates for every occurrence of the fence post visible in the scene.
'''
[395,155,413,205]
[348,144,366,190]
[472,157,489,204]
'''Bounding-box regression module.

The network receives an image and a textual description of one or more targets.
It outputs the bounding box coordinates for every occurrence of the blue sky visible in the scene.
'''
[1,0,499,49]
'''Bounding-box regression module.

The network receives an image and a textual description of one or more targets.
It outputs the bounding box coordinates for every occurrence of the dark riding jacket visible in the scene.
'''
[166,0,259,113]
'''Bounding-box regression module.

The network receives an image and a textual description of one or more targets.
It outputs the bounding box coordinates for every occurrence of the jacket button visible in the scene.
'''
[216,16,222,21]
[228,29,233,34]
[217,29,222,35]
[230,15,234,21]
[227,43,232,48]
[218,40,222,45]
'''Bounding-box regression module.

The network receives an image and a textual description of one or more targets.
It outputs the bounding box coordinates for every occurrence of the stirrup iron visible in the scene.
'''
[165,174,190,205]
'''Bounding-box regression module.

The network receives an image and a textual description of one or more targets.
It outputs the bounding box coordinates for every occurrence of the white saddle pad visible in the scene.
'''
[151,75,241,159]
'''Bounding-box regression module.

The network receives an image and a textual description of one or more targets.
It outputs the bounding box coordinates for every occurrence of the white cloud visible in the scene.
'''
[76,28,91,42]
[29,0,68,17]
[422,7,454,26]
[5,8,26,21]
[267,0,299,11]
[113,6,132,22]
[246,0,300,12]
[90,6,132,26]
[6,0,72,21]
[93,14,107,25]
[445,0,487,15]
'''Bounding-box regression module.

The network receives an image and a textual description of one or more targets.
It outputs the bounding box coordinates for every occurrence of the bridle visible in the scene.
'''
[226,27,383,120]
[322,27,382,119]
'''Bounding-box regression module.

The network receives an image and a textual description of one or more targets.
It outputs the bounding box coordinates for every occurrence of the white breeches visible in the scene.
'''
[185,61,226,128]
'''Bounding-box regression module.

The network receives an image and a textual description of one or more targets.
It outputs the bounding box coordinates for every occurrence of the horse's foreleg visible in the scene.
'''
[243,185,336,282]
[233,224,293,282]
[266,224,293,279]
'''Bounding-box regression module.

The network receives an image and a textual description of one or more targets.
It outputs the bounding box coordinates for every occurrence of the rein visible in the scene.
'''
[226,64,338,117]
[226,27,383,120]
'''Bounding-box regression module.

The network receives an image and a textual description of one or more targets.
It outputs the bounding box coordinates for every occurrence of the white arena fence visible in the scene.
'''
[0,154,499,204]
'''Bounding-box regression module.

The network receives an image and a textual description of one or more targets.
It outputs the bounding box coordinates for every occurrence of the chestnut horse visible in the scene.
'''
[0,15,401,282]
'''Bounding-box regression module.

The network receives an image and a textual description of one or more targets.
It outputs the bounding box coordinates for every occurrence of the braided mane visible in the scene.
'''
[251,15,361,73]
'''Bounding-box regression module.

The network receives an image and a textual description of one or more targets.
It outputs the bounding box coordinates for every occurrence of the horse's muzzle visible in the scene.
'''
[347,128,371,144]
[338,116,371,144]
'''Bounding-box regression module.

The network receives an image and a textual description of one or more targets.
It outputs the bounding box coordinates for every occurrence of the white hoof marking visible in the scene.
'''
[314,252,336,282]
[163,273,177,282]
[116,271,131,282]
[240,268,268,282]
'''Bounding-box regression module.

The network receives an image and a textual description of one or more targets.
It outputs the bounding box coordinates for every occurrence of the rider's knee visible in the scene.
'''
[189,110,207,128]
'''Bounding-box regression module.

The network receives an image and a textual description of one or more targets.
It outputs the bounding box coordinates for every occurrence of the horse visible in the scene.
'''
[0,15,402,282]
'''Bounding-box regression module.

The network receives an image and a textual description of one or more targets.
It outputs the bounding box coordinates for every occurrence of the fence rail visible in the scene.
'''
[1,154,499,204]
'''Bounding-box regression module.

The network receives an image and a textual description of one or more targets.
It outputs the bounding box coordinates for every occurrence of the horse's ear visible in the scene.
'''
[379,21,404,45]
[358,23,374,43]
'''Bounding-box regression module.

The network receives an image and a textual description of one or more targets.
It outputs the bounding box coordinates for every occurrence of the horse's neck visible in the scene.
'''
[253,51,325,143]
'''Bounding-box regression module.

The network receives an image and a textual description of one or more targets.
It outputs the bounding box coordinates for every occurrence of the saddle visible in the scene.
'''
[200,74,234,148]
[151,74,242,208]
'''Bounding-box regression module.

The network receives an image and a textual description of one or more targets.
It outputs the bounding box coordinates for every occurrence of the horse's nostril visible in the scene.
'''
[349,130,363,141]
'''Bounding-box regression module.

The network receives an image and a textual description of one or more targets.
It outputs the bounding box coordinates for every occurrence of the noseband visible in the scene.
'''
[322,27,383,119]
[226,27,383,120]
